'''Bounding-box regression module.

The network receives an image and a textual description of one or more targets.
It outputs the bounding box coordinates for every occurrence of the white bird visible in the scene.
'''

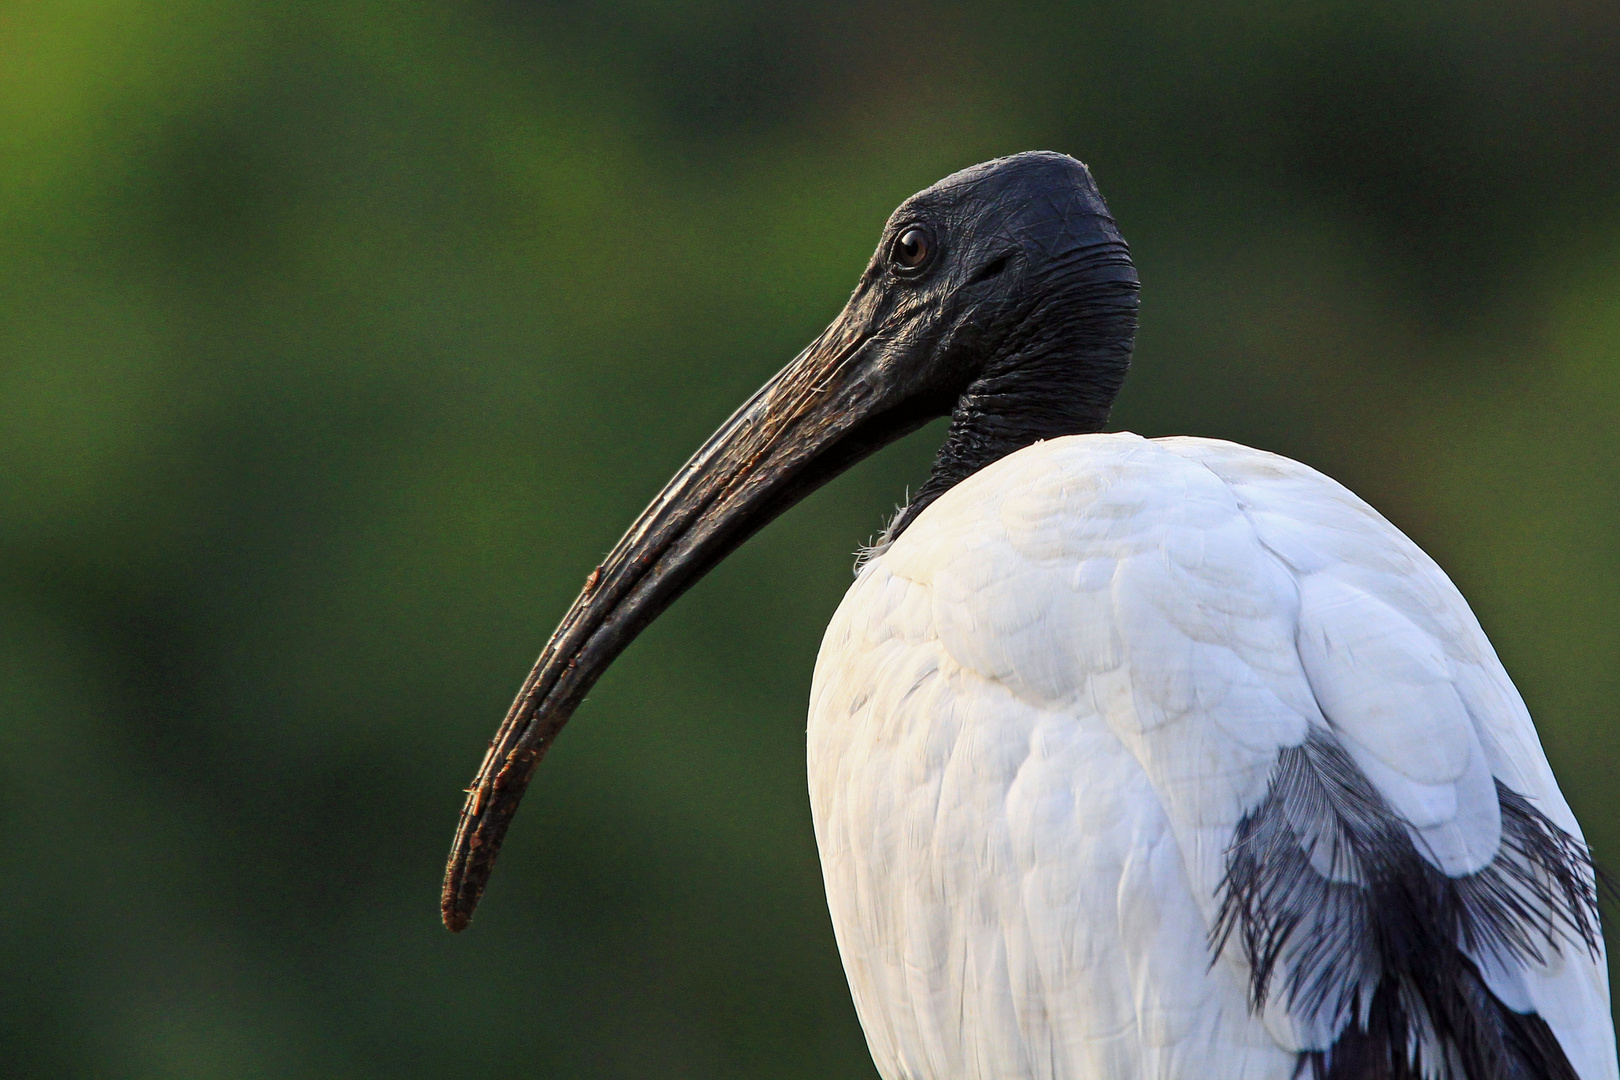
[441,152,1616,1080]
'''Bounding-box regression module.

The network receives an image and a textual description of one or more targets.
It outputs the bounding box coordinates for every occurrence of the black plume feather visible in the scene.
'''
[1214,728,1600,1080]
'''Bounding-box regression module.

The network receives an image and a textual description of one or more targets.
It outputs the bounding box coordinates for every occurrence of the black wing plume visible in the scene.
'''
[1214,728,1601,1080]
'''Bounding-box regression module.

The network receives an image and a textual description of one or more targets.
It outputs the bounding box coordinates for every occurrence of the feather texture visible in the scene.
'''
[807,433,1615,1080]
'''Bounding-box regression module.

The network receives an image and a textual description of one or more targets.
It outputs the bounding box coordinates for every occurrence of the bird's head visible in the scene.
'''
[441,151,1138,930]
[830,150,1140,534]
[833,151,1138,382]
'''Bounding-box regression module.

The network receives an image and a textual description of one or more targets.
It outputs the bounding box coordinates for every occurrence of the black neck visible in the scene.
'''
[885,280,1138,541]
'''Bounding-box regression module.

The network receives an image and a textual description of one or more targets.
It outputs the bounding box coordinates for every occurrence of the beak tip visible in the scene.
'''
[442,762,531,934]
[441,865,482,932]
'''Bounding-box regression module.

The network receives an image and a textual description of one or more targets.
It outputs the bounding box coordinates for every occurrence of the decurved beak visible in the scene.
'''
[442,293,948,930]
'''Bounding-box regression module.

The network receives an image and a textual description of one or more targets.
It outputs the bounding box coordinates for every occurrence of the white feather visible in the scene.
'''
[807,432,1616,1080]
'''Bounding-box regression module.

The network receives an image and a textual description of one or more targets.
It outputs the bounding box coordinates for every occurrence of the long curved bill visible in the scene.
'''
[442,296,940,930]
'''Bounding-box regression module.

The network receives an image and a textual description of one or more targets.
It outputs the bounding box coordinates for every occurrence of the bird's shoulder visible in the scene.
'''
[887,431,1421,577]
[867,431,1566,842]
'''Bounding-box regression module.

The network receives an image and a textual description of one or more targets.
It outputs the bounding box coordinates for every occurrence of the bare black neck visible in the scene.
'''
[887,279,1138,541]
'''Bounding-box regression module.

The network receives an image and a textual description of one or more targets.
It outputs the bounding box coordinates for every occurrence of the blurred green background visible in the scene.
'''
[2,1,1618,1076]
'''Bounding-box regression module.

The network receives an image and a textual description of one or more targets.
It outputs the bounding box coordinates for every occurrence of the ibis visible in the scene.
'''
[441,152,1616,1080]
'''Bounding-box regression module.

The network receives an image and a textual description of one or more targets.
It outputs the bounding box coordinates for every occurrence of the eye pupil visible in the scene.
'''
[893,226,932,272]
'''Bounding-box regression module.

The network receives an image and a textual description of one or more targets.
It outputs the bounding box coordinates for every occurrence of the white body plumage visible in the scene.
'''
[807,433,1616,1080]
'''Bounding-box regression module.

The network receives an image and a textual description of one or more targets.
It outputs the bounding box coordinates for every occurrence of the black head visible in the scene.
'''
[848,151,1140,533]
[439,152,1139,929]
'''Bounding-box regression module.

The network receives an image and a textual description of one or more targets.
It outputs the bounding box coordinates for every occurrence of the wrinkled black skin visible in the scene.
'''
[856,152,1140,536]
[442,151,1141,933]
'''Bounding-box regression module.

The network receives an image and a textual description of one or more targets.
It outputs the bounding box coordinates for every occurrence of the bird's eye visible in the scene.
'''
[891,226,935,275]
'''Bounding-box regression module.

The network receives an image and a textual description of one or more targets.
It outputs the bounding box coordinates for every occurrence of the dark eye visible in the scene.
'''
[890,226,935,275]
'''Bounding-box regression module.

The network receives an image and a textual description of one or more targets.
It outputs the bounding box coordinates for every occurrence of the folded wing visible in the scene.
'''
[884,433,1612,1079]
